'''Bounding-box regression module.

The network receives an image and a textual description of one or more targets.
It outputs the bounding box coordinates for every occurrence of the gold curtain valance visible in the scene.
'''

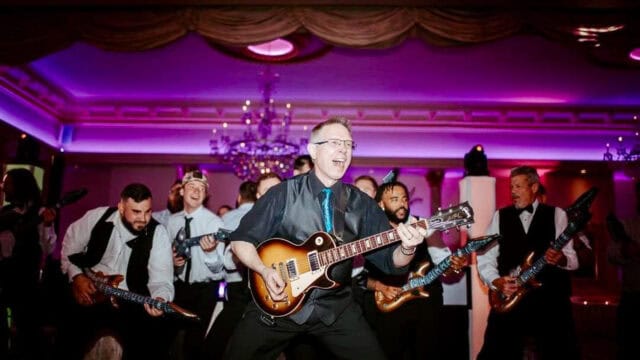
[0,6,629,66]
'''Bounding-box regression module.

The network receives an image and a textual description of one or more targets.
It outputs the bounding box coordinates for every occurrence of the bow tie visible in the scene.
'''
[516,204,534,215]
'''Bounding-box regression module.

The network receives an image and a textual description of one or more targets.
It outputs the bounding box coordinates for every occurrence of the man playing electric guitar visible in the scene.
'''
[226,117,426,360]
[477,166,580,360]
[60,183,174,359]
[362,180,468,359]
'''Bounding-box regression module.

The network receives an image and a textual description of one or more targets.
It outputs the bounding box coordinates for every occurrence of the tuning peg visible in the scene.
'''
[437,207,442,212]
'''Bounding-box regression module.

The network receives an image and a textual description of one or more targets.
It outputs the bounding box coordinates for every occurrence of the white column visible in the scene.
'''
[459,176,496,360]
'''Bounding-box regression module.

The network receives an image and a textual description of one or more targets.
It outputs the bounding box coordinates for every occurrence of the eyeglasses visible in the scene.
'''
[313,138,356,150]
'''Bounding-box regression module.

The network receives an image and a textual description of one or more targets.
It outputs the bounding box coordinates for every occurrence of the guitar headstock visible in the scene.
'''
[428,202,474,231]
[565,187,598,226]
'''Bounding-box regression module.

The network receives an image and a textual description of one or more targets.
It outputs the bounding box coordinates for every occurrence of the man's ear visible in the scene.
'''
[307,143,316,160]
[378,201,385,210]
[531,183,540,195]
[179,188,184,197]
[117,199,125,215]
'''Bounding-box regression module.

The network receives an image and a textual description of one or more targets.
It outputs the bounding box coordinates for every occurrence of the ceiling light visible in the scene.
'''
[629,48,640,61]
[247,38,295,57]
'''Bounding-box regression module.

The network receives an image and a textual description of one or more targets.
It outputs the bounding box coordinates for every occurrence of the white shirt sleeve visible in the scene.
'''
[477,211,501,288]
[60,207,107,281]
[555,207,578,271]
[147,225,175,301]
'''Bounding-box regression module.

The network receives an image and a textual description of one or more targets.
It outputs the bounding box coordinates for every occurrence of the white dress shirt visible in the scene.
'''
[167,206,225,283]
[477,200,578,289]
[61,206,174,301]
[152,208,172,228]
[221,202,253,283]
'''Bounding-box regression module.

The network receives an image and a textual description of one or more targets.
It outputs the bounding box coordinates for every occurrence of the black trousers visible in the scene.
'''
[224,301,386,360]
[172,280,220,360]
[372,293,444,360]
[477,292,579,360]
[203,281,251,359]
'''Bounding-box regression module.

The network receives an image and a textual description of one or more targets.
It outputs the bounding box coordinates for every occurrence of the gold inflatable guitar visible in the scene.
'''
[375,234,499,312]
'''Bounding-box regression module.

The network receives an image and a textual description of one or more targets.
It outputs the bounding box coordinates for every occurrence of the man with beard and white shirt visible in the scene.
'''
[59,183,174,359]
[167,170,225,359]
[361,180,467,359]
[225,117,426,359]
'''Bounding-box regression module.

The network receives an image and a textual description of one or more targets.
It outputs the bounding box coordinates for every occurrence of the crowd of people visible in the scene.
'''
[1,116,638,359]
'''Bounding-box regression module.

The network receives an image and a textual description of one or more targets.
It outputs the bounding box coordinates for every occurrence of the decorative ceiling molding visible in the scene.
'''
[1,64,638,137]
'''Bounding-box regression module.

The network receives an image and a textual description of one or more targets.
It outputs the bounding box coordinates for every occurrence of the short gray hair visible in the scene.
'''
[510,166,540,186]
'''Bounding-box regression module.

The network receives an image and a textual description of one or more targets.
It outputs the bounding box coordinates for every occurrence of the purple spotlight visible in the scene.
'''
[247,39,294,57]
[629,48,640,61]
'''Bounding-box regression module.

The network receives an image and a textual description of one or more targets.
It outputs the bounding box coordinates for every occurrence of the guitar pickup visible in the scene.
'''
[286,259,299,280]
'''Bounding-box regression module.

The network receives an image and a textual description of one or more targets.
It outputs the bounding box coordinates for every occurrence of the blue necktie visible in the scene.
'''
[321,188,333,232]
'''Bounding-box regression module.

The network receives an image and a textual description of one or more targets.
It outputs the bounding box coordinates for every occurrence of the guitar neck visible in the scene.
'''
[90,278,174,314]
[319,220,428,266]
[518,220,581,284]
[402,242,477,291]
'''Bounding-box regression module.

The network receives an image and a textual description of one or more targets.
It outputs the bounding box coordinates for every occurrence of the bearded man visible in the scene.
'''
[60,183,174,359]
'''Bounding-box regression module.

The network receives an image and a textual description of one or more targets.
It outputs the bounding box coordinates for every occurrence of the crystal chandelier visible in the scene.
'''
[210,67,307,180]
[603,114,640,163]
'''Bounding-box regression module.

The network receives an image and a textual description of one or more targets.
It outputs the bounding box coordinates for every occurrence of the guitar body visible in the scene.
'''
[375,261,431,313]
[91,271,125,308]
[489,251,542,313]
[249,232,338,317]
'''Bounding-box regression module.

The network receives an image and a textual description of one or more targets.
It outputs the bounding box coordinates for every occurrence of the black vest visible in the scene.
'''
[498,204,571,298]
[68,207,158,296]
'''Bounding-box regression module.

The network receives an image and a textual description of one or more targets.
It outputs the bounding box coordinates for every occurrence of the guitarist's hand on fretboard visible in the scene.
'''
[492,276,519,297]
[144,298,166,317]
[200,235,218,252]
[544,248,567,267]
[72,273,97,306]
[444,254,468,276]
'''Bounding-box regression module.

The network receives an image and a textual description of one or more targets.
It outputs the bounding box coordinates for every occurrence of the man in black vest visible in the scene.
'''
[477,166,579,359]
[226,117,426,360]
[59,183,174,359]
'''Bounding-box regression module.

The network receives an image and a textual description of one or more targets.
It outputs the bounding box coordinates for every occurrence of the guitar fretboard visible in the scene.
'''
[86,272,174,314]
[403,237,495,291]
[517,220,580,284]
[318,220,428,266]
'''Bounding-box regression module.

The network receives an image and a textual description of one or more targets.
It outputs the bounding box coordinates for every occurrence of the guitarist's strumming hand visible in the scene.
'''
[199,235,218,252]
[72,274,97,306]
[259,264,287,301]
[370,279,401,301]
[544,248,567,267]
[144,298,165,317]
[492,276,519,297]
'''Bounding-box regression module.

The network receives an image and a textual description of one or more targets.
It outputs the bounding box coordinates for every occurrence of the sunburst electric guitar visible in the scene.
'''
[84,269,199,320]
[489,187,598,313]
[249,202,474,317]
[375,234,500,312]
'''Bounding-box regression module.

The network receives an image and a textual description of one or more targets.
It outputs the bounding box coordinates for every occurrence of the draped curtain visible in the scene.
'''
[0,6,631,65]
